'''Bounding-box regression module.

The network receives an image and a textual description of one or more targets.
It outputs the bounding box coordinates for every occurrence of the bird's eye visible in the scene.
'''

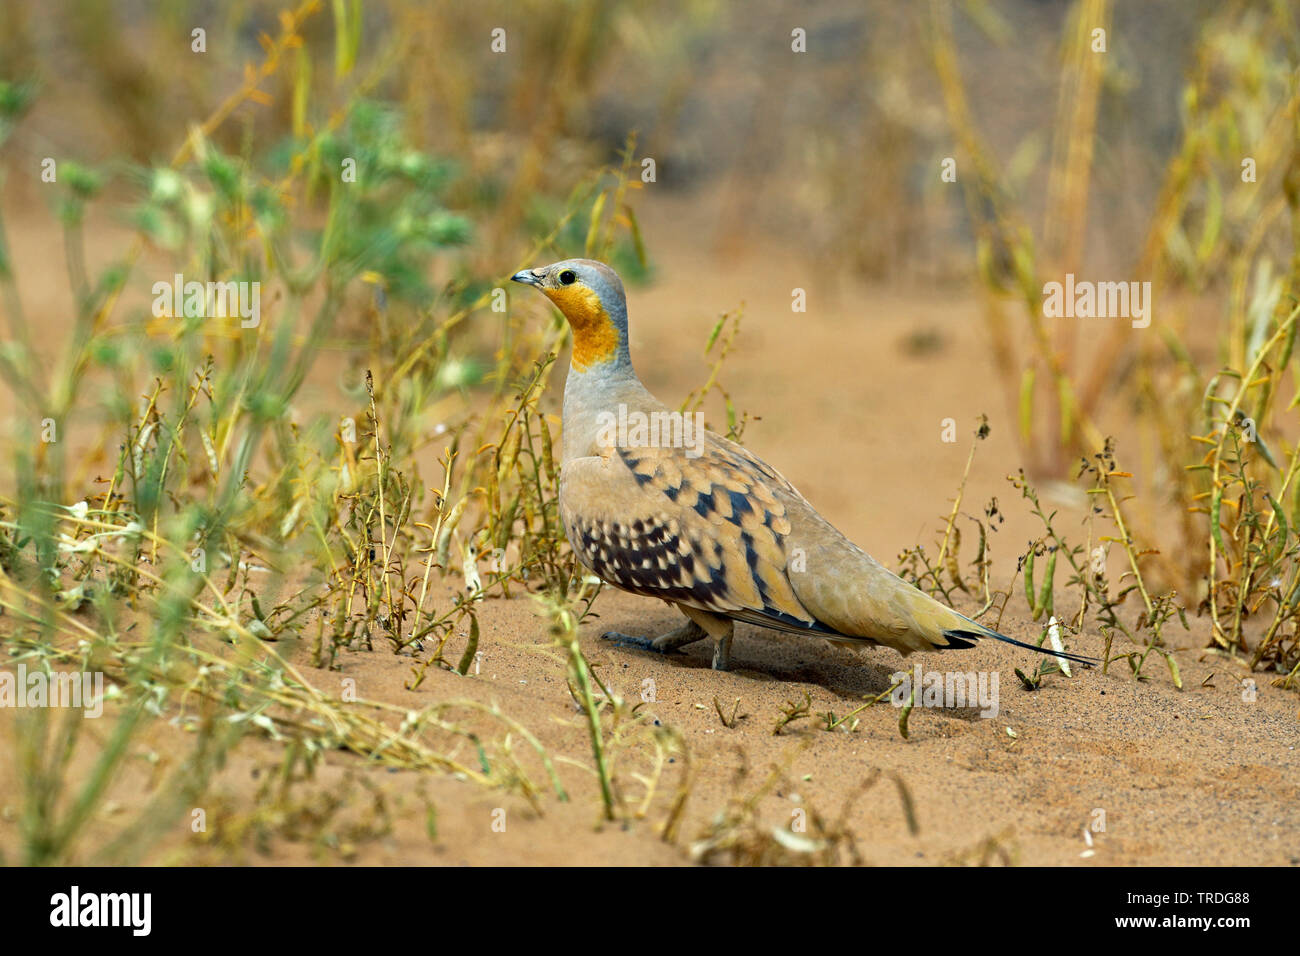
[558,270,577,286]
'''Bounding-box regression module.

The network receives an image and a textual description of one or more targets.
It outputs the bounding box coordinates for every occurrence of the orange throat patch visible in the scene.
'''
[544,285,621,371]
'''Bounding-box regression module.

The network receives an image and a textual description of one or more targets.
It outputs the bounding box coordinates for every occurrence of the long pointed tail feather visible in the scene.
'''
[944,627,1098,668]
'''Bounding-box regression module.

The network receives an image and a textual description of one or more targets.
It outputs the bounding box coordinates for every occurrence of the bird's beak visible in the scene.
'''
[511,269,542,287]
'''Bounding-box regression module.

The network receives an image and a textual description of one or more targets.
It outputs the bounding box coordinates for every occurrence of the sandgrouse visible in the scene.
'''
[512,259,1094,672]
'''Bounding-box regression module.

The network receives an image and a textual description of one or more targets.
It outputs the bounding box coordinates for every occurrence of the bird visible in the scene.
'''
[511,258,1095,673]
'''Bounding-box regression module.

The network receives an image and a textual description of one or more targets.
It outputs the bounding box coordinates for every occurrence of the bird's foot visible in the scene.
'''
[601,620,707,657]
[601,630,682,655]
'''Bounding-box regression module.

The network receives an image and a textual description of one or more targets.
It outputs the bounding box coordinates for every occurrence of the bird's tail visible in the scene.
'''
[945,615,1098,668]
[783,531,1098,665]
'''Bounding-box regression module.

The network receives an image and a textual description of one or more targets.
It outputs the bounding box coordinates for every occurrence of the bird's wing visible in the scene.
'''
[559,435,836,635]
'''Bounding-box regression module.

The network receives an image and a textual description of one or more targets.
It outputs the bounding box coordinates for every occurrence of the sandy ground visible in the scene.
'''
[1,195,1298,865]
[273,582,1300,866]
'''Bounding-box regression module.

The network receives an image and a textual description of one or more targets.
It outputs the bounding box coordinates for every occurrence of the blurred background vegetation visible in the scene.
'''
[1,0,1284,278]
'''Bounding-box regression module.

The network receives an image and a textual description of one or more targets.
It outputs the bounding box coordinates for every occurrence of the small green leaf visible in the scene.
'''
[456,614,479,676]
[898,682,916,739]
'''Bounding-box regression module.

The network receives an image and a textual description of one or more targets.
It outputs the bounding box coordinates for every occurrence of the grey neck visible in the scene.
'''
[560,356,660,465]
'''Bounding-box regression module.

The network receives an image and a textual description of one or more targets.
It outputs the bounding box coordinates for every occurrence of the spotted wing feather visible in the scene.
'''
[559,439,834,635]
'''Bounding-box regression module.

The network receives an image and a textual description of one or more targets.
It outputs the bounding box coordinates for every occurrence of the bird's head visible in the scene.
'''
[511,258,628,371]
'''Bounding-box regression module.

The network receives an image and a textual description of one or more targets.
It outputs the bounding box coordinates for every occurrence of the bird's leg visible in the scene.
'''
[602,619,707,655]
[678,606,736,671]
